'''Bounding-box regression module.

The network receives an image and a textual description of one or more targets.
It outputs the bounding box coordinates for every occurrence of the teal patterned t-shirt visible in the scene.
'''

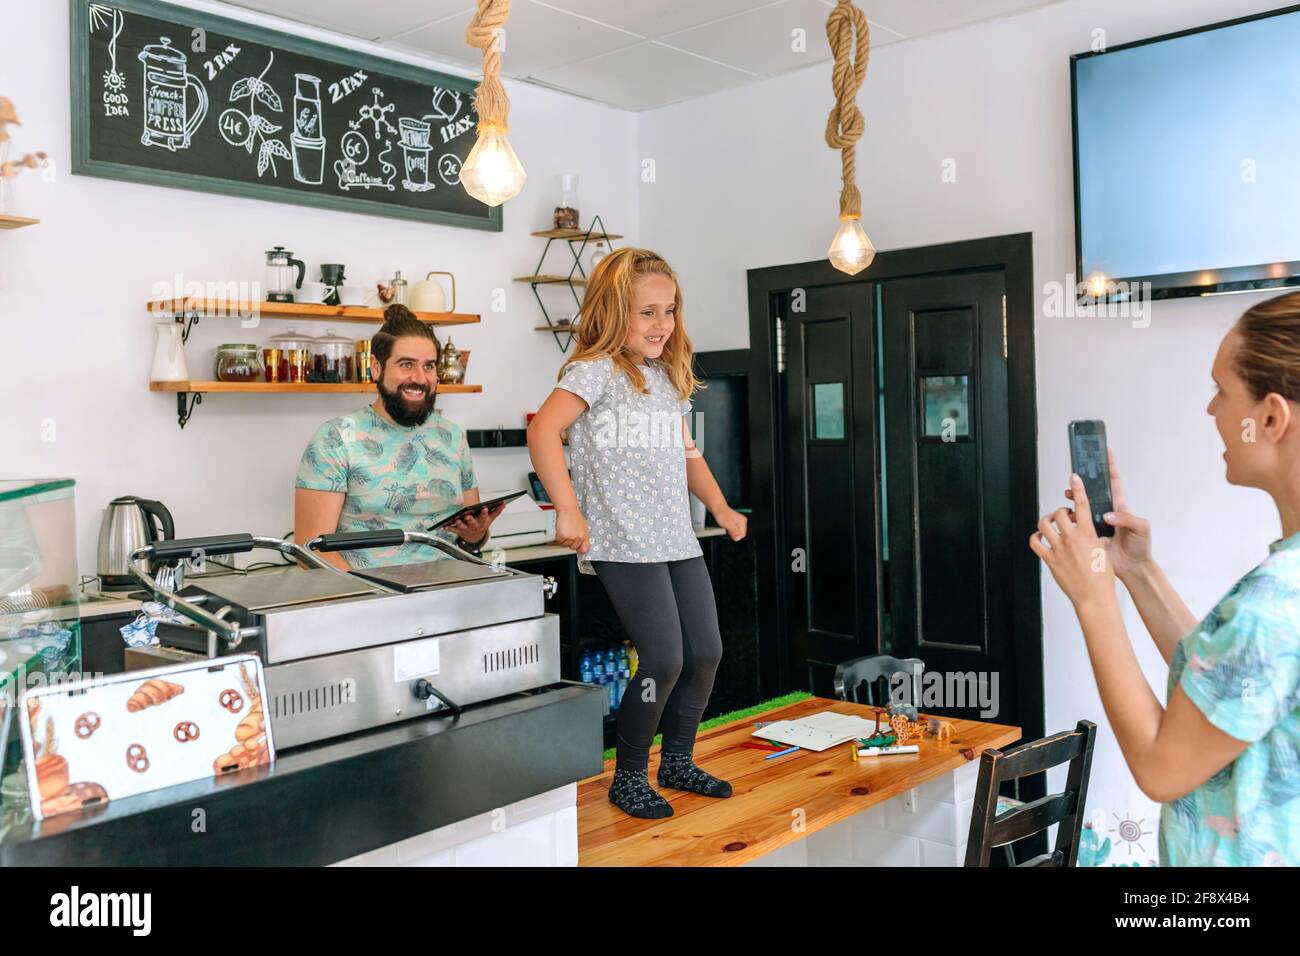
[295,406,477,568]
[1159,532,1300,866]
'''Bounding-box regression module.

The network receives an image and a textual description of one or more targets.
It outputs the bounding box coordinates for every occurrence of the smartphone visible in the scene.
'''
[1067,420,1115,537]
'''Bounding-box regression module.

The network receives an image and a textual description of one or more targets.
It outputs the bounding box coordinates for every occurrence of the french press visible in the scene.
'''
[265,247,306,303]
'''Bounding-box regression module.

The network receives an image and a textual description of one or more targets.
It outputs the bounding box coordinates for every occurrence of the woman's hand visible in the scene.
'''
[713,506,748,542]
[1030,474,1117,611]
[1065,448,1153,580]
[555,507,591,554]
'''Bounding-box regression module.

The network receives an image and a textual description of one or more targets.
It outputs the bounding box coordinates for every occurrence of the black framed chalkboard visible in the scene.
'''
[70,0,501,231]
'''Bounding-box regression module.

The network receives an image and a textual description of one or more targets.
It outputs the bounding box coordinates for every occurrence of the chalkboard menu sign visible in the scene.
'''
[71,0,501,230]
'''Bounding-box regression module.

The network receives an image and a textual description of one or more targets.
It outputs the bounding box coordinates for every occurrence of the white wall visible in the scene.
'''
[637,0,1283,860]
[1,0,637,575]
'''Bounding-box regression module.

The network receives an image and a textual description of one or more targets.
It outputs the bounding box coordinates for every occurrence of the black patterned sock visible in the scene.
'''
[608,766,674,819]
[656,750,733,798]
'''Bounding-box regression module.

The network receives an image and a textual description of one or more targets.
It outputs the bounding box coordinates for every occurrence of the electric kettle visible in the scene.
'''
[97,496,176,591]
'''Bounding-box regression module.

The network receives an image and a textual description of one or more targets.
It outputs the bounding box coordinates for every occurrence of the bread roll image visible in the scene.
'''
[35,753,69,799]
[41,781,109,818]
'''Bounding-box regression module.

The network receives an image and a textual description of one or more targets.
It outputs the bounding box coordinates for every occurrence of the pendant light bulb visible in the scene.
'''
[828,216,875,275]
[460,123,526,207]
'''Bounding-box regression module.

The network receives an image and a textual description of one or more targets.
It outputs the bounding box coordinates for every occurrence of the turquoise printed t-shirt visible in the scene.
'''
[1160,531,1300,866]
[295,406,477,568]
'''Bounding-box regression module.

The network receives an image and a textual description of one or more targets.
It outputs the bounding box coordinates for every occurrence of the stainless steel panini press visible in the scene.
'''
[128,530,560,748]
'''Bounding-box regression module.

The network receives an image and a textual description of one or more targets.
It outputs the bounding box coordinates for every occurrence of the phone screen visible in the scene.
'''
[1068,421,1115,537]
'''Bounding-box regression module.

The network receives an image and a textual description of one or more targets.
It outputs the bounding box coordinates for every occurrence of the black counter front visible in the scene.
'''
[2,682,604,866]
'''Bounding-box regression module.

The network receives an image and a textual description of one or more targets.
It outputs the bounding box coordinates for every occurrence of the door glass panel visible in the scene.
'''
[812,382,845,439]
[921,374,971,439]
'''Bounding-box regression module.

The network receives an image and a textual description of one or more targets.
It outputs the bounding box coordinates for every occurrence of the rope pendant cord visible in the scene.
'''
[824,0,870,220]
[465,0,512,132]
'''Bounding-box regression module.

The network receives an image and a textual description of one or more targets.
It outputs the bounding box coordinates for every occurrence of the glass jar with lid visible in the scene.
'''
[265,327,315,383]
[214,344,263,382]
[313,328,354,382]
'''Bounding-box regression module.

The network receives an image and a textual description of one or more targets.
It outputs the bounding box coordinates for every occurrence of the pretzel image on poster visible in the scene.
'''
[74,712,101,739]
[213,665,269,774]
[173,721,200,743]
[126,743,150,773]
[219,688,244,713]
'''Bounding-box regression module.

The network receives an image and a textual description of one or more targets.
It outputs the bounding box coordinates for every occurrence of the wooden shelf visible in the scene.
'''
[151,380,480,394]
[146,299,479,326]
[0,214,39,230]
[530,228,622,241]
[513,275,587,286]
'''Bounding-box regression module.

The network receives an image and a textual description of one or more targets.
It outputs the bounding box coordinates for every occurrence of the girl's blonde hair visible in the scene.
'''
[1235,290,1300,403]
[558,247,701,399]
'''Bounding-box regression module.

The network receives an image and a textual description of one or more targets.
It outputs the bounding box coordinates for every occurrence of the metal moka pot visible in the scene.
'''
[436,337,465,384]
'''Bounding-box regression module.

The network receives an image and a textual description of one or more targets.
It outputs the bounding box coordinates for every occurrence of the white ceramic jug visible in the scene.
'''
[150,321,190,381]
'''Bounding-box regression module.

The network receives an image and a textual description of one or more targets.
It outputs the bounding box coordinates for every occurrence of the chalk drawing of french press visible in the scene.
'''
[138,36,209,151]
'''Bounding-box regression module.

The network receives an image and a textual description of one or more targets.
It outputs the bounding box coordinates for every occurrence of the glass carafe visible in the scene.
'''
[264,247,305,303]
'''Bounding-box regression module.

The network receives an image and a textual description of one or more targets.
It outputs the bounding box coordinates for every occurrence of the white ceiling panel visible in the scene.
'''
[393,1,643,78]
[224,0,470,41]
[662,0,838,77]
[532,41,754,111]
[537,0,779,39]
[216,0,1071,110]
[857,0,1059,38]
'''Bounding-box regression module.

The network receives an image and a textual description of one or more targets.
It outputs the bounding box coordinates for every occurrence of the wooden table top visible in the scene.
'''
[577,696,1021,867]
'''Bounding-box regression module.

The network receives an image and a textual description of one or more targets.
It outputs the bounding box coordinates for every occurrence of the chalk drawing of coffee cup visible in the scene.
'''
[426,87,462,124]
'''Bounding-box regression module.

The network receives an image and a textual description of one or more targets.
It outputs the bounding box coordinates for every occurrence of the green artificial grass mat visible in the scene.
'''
[601,690,813,763]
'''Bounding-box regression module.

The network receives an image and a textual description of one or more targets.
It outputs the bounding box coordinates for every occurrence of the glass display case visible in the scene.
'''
[0,479,81,798]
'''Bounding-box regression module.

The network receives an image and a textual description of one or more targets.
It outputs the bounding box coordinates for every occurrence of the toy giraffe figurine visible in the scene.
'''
[0,97,49,181]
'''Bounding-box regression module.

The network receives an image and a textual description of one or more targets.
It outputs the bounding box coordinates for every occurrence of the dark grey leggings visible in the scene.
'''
[591,557,723,772]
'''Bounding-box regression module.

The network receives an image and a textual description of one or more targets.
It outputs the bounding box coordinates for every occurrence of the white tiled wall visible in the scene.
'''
[750,762,980,868]
[331,783,578,867]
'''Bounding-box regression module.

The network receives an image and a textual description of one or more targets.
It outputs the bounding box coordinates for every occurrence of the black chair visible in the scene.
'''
[964,720,1098,867]
[832,654,924,708]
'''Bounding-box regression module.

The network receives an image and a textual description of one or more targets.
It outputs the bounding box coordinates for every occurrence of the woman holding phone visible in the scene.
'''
[1031,290,1300,866]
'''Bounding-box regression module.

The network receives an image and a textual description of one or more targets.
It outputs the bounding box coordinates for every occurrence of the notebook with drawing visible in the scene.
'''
[751,711,882,751]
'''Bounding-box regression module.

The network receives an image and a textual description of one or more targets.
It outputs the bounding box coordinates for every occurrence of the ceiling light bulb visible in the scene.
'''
[828,216,875,275]
[460,123,526,207]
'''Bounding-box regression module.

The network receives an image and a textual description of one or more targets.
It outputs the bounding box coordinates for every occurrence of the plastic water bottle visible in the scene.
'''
[607,649,622,709]
[595,661,612,711]
[579,650,593,685]
[617,646,630,703]
[602,650,617,709]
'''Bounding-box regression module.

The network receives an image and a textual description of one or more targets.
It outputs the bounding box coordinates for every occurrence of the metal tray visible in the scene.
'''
[350,559,512,592]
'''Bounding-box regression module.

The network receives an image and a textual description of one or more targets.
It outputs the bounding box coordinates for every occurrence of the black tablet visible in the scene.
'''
[426,490,529,531]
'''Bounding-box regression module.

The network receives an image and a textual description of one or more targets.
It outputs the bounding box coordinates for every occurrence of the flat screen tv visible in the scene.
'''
[1072,5,1300,299]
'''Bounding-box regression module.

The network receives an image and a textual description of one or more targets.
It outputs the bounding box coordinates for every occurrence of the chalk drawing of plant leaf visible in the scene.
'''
[250,114,282,136]
[257,138,291,177]
[255,83,283,112]
[230,77,254,102]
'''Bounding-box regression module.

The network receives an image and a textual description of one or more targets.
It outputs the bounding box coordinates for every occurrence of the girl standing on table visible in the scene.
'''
[1031,290,1300,866]
[528,248,748,819]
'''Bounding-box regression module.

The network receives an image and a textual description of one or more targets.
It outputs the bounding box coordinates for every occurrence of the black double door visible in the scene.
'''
[782,269,1018,724]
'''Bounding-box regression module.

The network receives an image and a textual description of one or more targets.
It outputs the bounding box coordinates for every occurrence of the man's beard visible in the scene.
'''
[377,375,437,427]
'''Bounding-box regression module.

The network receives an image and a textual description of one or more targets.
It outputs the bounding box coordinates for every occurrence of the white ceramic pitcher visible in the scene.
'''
[150,321,190,381]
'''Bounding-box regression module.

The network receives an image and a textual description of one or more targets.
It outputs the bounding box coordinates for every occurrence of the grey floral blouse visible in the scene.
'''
[558,356,702,575]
